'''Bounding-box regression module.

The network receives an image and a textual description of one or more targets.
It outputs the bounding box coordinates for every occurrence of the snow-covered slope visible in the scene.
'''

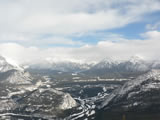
[120,55,151,72]
[92,57,119,69]
[0,70,32,84]
[0,87,78,119]
[14,88,77,111]
[100,69,160,112]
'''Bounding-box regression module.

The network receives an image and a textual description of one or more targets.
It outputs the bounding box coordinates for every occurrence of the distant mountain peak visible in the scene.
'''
[0,55,23,72]
[0,55,14,72]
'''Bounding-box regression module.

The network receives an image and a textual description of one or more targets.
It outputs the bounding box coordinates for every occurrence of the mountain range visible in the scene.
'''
[1,55,160,119]
[25,55,160,79]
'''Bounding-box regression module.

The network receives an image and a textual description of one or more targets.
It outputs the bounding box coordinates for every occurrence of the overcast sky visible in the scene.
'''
[0,0,160,64]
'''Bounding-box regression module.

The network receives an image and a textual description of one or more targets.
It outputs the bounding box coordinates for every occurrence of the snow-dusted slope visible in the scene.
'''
[0,87,78,119]
[59,93,77,110]
[100,69,160,111]
[0,70,32,84]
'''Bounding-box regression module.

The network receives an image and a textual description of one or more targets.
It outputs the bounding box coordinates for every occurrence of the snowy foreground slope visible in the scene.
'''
[100,69,160,111]
[0,56,77,119]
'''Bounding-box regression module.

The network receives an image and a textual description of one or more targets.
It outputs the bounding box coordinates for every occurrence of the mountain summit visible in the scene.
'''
[0,55,24,73]
[0,56,15,72]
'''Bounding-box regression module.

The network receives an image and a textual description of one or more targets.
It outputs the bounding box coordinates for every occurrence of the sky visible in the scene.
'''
[0,0,160,64]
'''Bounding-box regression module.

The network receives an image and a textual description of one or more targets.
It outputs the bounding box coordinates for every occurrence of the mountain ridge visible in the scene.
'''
[99,69,160,111]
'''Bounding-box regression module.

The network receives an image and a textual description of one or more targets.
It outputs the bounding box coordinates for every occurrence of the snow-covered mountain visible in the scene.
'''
[99,69,160,112]
[92,57,120,69]
[120,55,151,72]
[83,56,153,78]
[21,55,160,76]
[0,55,33,85]
[0,56,17,72]
[0,56,24,72]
